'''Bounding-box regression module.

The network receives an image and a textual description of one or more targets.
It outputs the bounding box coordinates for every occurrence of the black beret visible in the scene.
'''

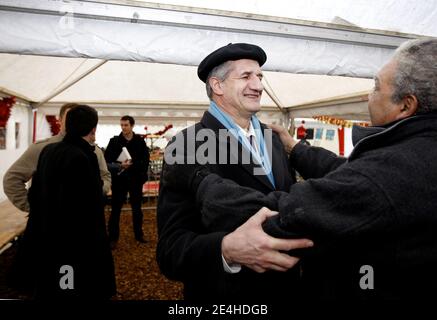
[197,43,267,83]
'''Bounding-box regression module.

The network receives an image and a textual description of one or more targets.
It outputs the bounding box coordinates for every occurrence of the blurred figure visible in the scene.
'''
[296,120,307,139]
[105,116,150,248]
[298,132,311,146]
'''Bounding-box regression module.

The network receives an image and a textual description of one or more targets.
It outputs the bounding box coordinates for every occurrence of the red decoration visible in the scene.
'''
[143,124,173,138]
[313,115,369,128]
[46,115,61,136]
[0,96,16,127]
[297,120,307,139]
[338,126,345,156]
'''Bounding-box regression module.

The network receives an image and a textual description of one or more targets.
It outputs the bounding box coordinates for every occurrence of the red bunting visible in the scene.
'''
[46,115,61,136]
[0,96,16,127]
[142,124,173,138]
[313,115,369,128]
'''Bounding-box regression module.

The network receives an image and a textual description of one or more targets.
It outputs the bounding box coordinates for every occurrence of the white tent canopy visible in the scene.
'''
[2,0,435,124]
[0,53,374,109]
[0,0,421,77]
[150,0,437,38]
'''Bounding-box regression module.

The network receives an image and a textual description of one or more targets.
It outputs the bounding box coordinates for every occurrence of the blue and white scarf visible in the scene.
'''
[208,101,275,188]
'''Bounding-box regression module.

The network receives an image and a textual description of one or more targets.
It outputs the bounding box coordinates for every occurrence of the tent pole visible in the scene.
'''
[262,78,285,112]
[32,108,37,143]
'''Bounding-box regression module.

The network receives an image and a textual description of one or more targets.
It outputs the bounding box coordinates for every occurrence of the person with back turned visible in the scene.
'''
[13,105,116,299]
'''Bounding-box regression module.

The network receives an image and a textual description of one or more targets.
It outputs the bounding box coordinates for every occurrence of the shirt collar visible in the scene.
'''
[237,121,256,139]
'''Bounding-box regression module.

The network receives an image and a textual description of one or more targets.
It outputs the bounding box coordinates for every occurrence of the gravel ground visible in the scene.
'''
[109,203,183,300]
[0,201,183,300]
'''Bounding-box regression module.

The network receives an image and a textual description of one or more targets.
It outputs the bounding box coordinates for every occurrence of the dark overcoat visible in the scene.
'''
[13,134,116,299]
[197,114,437,300]
[104,132,150,186]
[156,111,300,301]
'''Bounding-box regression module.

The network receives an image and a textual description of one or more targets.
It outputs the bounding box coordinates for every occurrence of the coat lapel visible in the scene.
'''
[268,128,288,191]
[201,111,275,191]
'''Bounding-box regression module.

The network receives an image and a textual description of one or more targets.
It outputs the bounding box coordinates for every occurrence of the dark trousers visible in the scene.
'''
[108,180,144,241]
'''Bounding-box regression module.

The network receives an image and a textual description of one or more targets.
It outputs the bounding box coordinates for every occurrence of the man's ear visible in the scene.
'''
[209,77,224,96]
[397,94,419,120]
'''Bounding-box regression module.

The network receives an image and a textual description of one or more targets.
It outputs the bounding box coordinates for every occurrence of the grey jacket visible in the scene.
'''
[3,134,111,212]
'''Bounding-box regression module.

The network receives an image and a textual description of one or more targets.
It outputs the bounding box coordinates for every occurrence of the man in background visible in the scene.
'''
[3,103,111,212]
[105,115,150,248]
[12,105,115,299]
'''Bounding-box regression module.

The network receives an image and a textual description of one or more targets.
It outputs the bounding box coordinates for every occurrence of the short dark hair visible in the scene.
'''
[65,105,98,137]
[59,103,79,119]
[121,115,135,126]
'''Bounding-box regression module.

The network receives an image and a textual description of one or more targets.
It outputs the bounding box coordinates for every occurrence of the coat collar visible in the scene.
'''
[200,111,277,191]
[118,131,137,142]
[63,134,95,153]
[349,114,437,160]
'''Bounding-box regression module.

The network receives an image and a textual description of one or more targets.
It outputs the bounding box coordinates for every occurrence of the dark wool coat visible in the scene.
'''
[12,135,116,299]
[197,114,437,300]
[156,111,299,301]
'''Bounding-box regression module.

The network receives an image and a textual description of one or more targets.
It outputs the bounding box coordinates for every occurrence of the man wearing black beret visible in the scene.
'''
[156,43,313,301]
[173,39,437,300]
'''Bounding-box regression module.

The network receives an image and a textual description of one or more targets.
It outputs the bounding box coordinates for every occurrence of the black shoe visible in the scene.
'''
[135,237,147,243]
[109,240,118,250]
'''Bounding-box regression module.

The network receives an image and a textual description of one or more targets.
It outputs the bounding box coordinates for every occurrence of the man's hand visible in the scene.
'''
[269,124,298,155]
[121,159,132,169]
[221,207,313,273]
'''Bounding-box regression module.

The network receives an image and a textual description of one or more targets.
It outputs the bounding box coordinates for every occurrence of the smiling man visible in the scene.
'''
[184,38,437,300]
[156,43,313,301]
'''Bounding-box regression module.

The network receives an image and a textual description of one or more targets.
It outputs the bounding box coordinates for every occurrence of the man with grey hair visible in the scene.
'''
[157,43,313,301]
[188,38,437,299]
